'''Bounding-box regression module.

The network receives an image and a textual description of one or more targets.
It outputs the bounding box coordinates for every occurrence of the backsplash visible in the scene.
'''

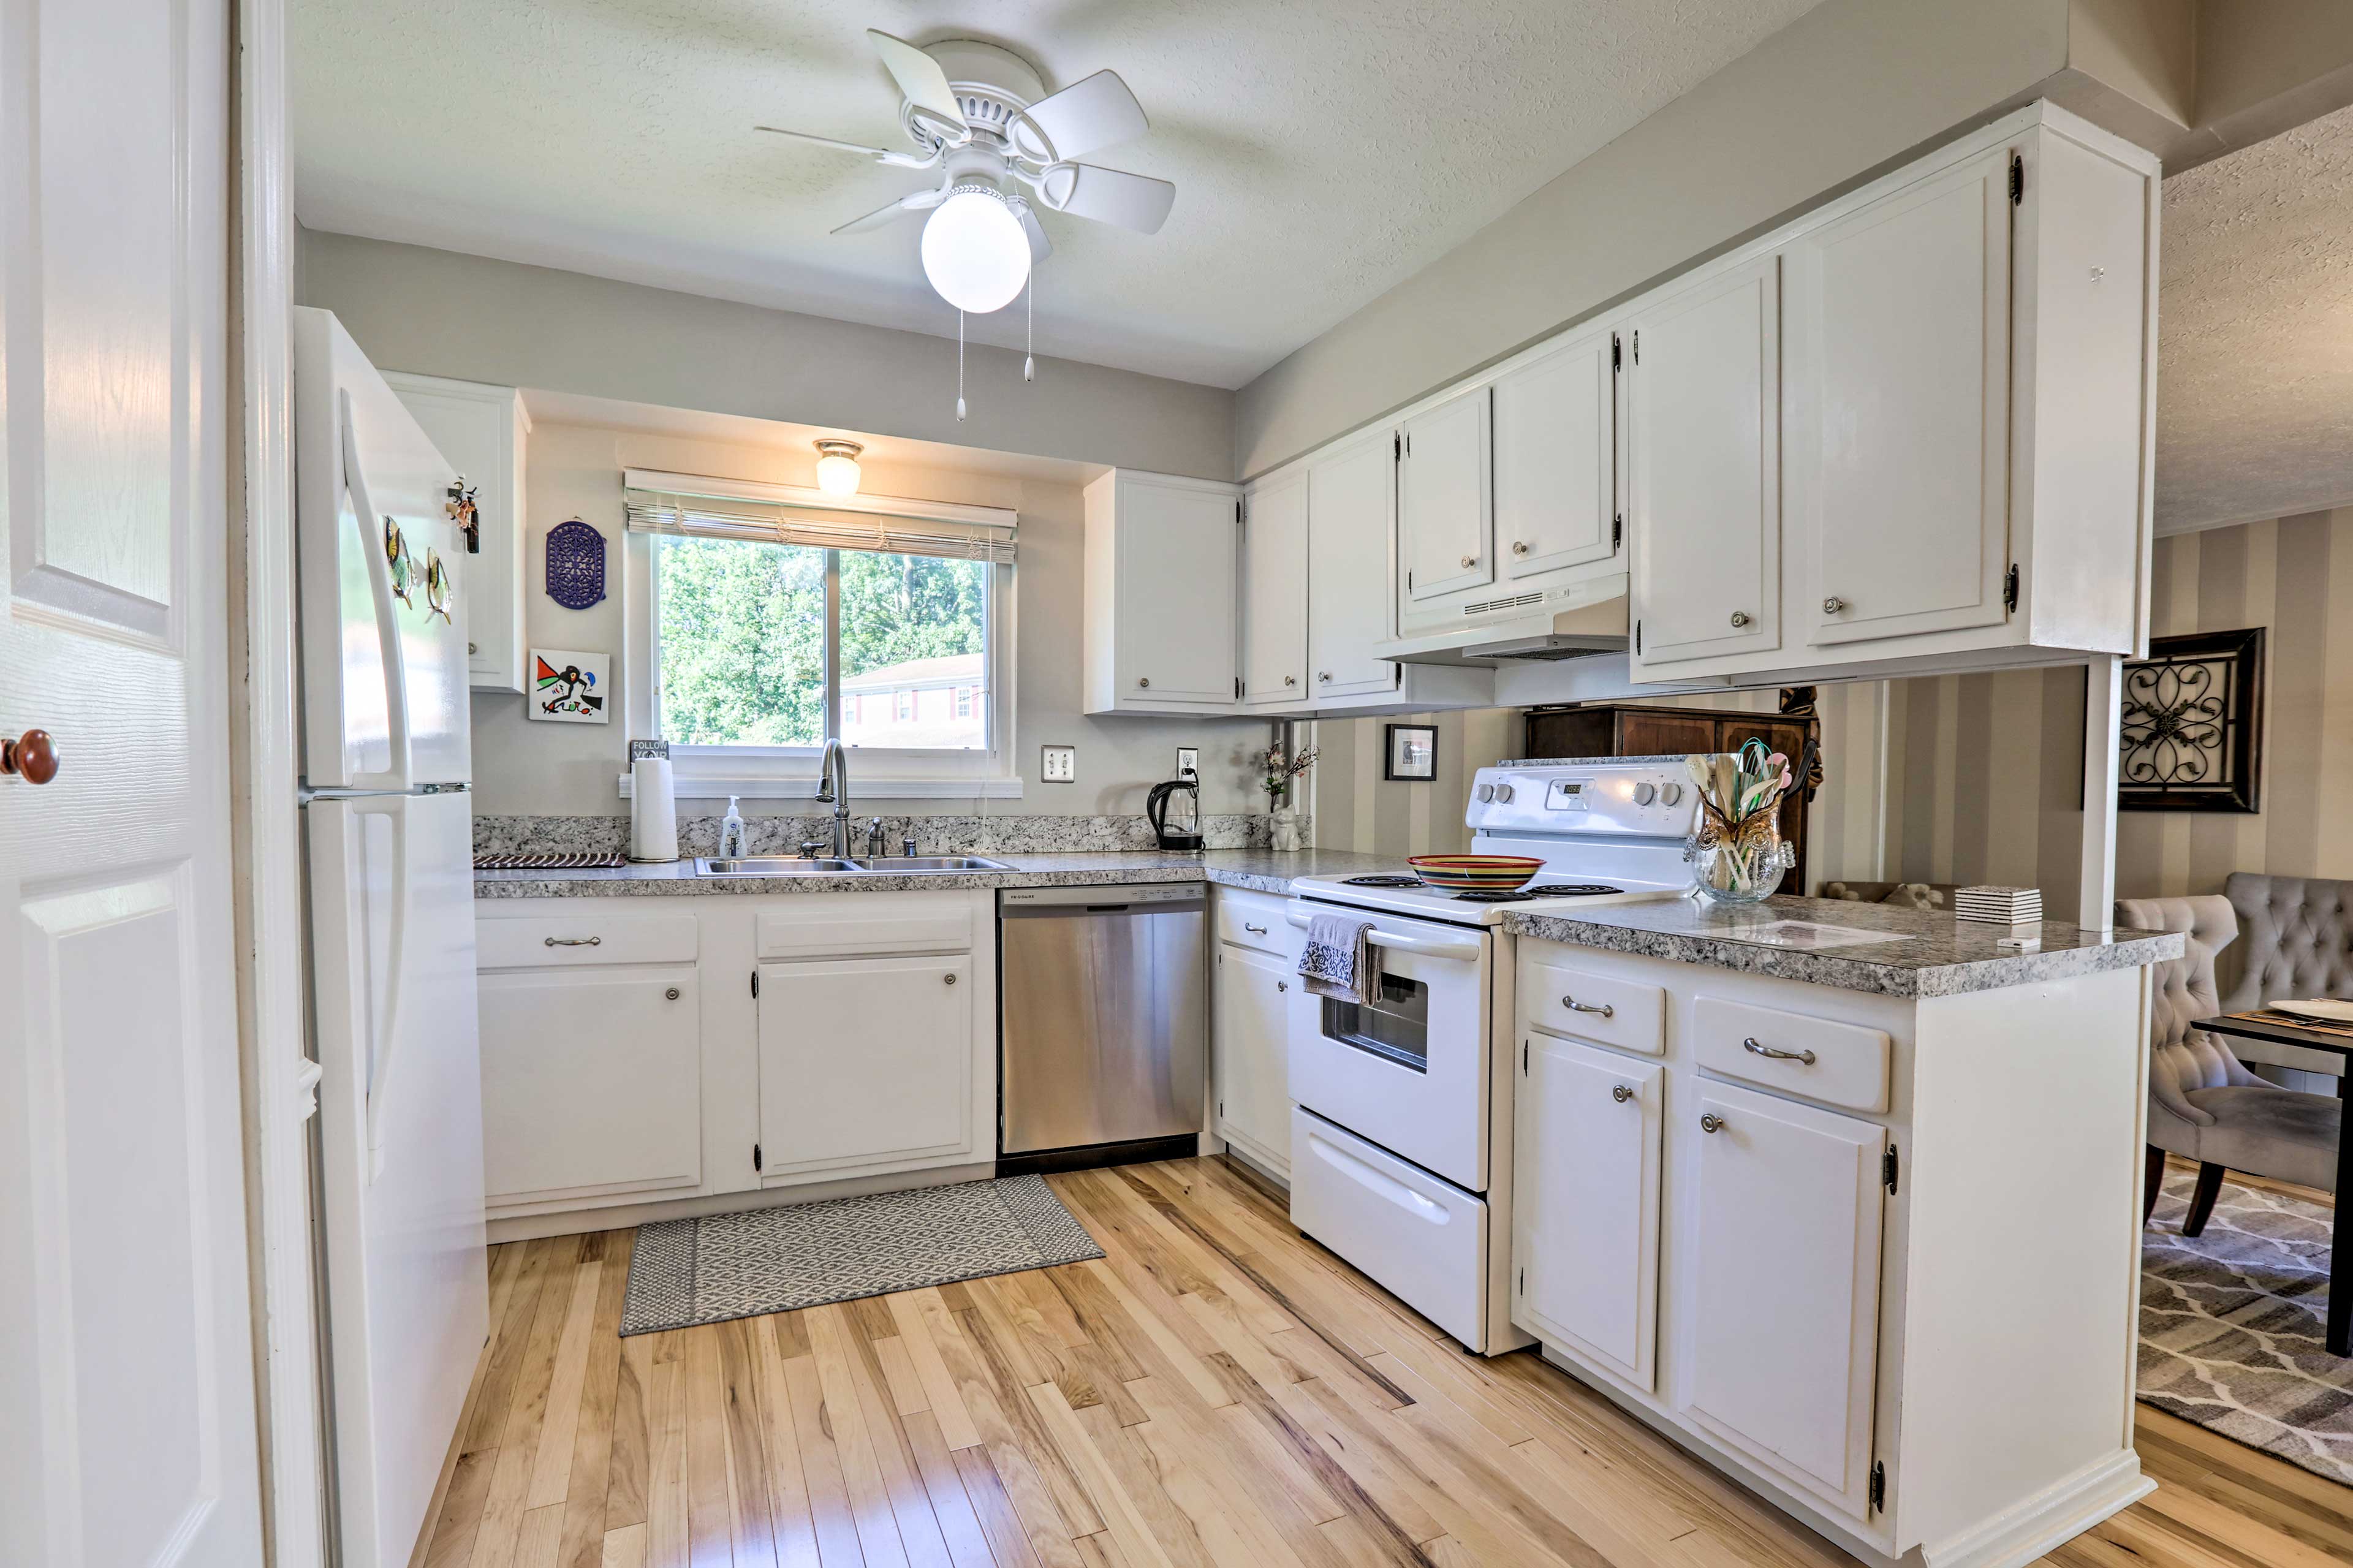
[472,812,1302,858]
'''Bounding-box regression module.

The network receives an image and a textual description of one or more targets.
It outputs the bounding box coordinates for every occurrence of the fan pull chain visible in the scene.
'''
[956,310,967,422]
[1025,273,1035,383]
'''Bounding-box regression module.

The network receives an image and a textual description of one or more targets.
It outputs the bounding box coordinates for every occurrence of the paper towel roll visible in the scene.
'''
[630,756,679,862]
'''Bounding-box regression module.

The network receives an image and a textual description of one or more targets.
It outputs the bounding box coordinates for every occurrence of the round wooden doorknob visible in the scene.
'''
[2,729,58,784]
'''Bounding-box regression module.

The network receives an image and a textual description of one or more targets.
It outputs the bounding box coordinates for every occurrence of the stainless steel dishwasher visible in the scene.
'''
[998,883,1207,1166]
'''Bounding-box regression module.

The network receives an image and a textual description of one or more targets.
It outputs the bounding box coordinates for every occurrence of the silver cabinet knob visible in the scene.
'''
[665,987,681,1001]
[468,640,479,655]
[1137,676,1150,689]
[1276,980,1288,992]
[1729,611,1751,628]
[1823,596,1846,615]
[1510,540,1529,556]
[1632,782,1657,806]
[1611,1083,1634,1104]
[944,972,958,985]
[1284,675,1297,686]
[1495,783,1515,803]
[1460,555,1477,569]
[1317,672,1332,683]
[1700,1113,1727,1134]
[1660,782,1683,805]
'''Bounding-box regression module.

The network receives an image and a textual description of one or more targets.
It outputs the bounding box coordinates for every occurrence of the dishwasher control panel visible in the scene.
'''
[1000,882,1202,907]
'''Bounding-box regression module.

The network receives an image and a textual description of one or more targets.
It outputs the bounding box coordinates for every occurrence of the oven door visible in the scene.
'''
[1284,900,1492,1191]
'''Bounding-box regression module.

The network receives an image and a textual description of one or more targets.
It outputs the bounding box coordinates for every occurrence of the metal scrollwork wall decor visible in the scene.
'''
[544,517,607,610]
[2118,627,2265,812]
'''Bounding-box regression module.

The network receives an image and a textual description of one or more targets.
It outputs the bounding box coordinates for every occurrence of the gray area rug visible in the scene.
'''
[619,1173,1103,1336]
[2140,1162,2351,1485]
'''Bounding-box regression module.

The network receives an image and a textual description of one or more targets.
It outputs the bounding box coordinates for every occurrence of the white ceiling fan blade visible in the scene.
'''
[1047,163,1175,235]
[1018,203,1053,263]
[755,125,937,170]
[867,30,964,124]
[831,187,945,235]
[1014,69,1148,162]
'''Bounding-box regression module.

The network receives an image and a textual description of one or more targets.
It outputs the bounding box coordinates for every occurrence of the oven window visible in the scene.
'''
[1322,971,1430,1073]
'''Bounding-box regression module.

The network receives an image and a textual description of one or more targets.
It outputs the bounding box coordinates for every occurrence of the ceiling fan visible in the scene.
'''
[757,31,1175,319]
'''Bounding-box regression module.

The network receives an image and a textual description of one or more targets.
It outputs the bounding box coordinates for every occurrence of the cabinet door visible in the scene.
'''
[477,969,702,1206]
[1629,257,1780,669]
[1679,1079,1884,1519]
[387,374,527,694]
[1514,1035,1663,1388]
[1786,150,2011,648]
[1116,476,1238,705]
[1495,328,1618,580]
[1398,386,1492,601]
[758,953,974,1176]
[1241,469,1309,706]
[1215,944,1294,1173]
[1307,431,1400,697]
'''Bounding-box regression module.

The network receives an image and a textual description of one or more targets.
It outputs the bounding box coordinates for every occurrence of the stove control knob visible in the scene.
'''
[1660,782,1683,806]
[1632,782,1658,806]
[1495,782,1515,803]
[1474,783,1495,803]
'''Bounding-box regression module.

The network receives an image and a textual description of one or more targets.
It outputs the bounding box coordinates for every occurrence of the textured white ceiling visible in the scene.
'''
[291,0,1822,389]
[2159,101,2353,532]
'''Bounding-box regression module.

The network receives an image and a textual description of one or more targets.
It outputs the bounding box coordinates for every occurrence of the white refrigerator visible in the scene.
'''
[295,306,488,1568]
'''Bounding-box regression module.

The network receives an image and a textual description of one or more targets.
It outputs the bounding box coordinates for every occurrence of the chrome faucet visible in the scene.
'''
[814,737,852,859]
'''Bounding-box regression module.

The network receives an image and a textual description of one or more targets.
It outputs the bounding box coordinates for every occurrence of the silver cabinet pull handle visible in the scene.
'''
[1700,1113,1727,1134]
[1561,995,1615,1018]
[1743,1036,1817,1066]
[544,936,602,947]
[1611,1083,1633,1103]
[1244,922,1268,935]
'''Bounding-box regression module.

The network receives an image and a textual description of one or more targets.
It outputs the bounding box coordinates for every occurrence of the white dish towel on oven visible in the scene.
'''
[1298,913,1376,1005]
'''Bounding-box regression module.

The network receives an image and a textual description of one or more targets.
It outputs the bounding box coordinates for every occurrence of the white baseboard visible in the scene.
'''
[1917,1449,2153,1568]
[485,1159,998,1243]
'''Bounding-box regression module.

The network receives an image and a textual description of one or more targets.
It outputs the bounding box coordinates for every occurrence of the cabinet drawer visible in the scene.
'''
[1693,996,1889,1114]
[1216,890,1292,955]
[1290,1108,1487,1349]
[1521,960,1665,1056]
[477,910,699,970]
[758,906,972,958]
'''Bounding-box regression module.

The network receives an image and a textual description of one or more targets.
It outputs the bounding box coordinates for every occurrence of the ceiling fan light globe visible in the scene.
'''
[920,188,1031,314]
[814,453,862,496]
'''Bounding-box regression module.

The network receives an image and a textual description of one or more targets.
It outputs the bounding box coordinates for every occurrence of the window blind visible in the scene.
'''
[624,487,1016,564]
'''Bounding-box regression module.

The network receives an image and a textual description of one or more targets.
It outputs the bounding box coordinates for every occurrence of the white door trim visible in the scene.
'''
[232,0,328,1561]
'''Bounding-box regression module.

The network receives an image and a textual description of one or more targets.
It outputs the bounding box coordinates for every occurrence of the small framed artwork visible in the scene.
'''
[2118,627,2265,812]
[1384,723,1438,782]
[529,648,610,724]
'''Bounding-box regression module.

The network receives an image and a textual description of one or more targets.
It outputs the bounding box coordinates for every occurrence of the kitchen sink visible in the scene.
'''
[693,855,1014,876]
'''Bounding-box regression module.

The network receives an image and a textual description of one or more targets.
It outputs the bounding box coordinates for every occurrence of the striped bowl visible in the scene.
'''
[1407,854,1544,892]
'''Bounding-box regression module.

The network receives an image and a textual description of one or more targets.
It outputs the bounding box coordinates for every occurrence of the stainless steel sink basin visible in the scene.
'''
[694,854,1014,876]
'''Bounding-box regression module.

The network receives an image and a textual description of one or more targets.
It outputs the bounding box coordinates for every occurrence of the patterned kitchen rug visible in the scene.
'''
[618,1173,1103,1336]
[2140,1162,2351,1485]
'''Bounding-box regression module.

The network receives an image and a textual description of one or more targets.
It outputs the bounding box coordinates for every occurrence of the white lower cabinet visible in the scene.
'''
[477,967,702,1207]
[1213,941,1294,1176]
[1678,1078,1885,1519]
[1512,1034,1662,1390]
[756,952,976,1178]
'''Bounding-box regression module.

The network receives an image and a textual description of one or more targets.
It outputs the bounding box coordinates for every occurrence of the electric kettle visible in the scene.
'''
[1145,776,1203,850]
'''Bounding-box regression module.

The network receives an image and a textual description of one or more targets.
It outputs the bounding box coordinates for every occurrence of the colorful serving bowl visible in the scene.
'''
[1407,854,1544,892]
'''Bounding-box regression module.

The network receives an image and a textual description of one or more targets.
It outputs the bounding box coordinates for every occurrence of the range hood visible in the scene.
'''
[1373,574,1629,665]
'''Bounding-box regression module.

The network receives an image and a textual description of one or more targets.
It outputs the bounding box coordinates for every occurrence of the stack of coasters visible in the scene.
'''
[1956,885,2042,925]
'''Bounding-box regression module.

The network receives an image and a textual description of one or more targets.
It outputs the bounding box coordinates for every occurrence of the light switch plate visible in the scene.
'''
[1040,744,1077,783]
[1176,747,1200,781]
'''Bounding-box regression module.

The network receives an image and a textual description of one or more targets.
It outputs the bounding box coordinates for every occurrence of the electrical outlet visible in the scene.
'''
[1040,744,1077,783]
[1176,747,1200,781]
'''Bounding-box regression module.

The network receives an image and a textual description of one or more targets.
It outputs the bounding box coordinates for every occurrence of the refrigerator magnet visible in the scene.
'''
[383,515,416,607]
[425,549,453,624]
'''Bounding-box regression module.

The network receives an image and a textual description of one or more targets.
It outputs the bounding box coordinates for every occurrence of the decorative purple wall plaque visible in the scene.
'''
[544,517,607,610]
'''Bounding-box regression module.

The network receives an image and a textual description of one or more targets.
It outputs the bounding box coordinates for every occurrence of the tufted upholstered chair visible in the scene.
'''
[2122,894,2343,1232]
[2220,871,2353,1091]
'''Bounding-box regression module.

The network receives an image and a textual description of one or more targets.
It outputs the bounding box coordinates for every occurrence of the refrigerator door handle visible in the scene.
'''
[340,389,414,793]
[345,792,411,1182]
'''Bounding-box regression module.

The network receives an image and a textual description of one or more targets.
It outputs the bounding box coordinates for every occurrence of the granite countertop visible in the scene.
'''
[1501,893,2184,998]
[473,847,1399,900]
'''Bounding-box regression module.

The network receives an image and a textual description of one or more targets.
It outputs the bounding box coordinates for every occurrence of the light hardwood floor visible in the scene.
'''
[415,1156,2349,1568]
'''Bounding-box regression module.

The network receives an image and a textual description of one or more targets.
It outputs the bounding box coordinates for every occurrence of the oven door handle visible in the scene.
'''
[1284,904,1484,961]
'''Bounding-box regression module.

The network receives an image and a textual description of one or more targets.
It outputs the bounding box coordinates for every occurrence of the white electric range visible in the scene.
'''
[1282,757,1710,1353]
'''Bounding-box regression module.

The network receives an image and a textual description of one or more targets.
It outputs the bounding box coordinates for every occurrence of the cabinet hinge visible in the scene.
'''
[2003,562,2020,613]
[1393,431,1401,461]
[1234,675,1243,699]
[751,969,759,998]
[1870,1461,1887,1513]
[1883,1144,1900,1195]
[1611,333,1621,370]
[753,1143,763,1172]
[1612,513,1623,552]
[1521,1039,1529,1074]
[1236,499,1244,524]
[2008,153,2023,205]
[1406,568,1414,592]
[1394,664,1404,688]
[1517,1267,1525,1296]
[1218,1099,1224,1118]
[1631,329,1639,365]
[1634,619,1642,656]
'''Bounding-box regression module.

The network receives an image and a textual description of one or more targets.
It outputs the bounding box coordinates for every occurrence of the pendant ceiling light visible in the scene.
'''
[919,184,1031,314]
[813,439,864,496]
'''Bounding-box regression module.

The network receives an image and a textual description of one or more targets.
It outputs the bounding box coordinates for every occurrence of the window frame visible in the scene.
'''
[623,529,1020,800]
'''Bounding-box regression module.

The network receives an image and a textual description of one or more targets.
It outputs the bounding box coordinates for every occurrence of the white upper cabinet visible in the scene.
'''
[1308,431,1407,700]
[1494,326,1620,581]
[1083,470,1240,715]
[1241,468,1309,705]
[1627,256,1781,672]
[1397,385,1493,602]
[385,373,530,693]
[1786,149,2012,647]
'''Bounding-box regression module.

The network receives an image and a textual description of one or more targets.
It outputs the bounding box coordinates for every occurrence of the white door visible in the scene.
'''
[1306,432,1400,698]
[1495,327,1620,580]
[1787,149,2012,647]
[0,1,267,1564]
[1241,469,1309,706]
[1115,475,1237,707]
[759,953,974,1178]
[1214,944,1294,1173]
[1628,256,1781,670]
[1678,1079,1885,1519]
[1398,387,1492,601]
[1514,1036,1662,1389]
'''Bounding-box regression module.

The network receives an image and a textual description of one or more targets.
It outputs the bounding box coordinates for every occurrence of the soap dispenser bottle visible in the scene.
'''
[717,795,748,859]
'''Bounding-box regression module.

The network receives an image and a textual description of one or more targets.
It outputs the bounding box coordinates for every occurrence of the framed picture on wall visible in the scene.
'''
[1384,723,1438,782]
[2118,627,2264,812]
